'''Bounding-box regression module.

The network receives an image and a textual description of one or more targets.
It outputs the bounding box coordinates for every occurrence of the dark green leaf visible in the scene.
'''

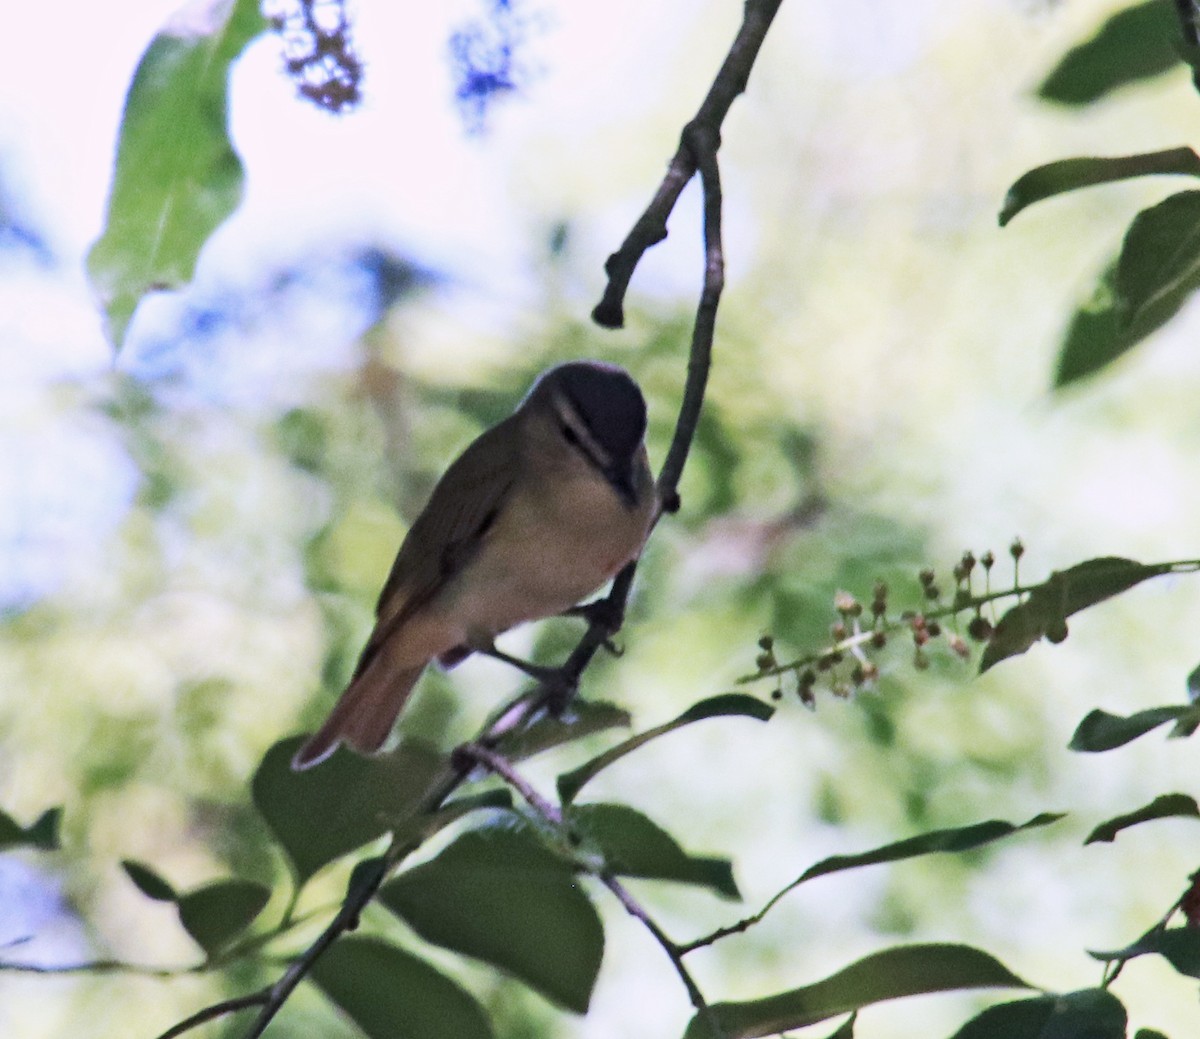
[85,0,267,348]
[1115,191,1200,328]
[1135,1030,1171,1039]
[1069,705,1198,752]
[557,694,773,803]
[252,736,447,887]
[980,558,1170,672]
[1000,148,1200,226]
[311,936,494,1039]
[176,879,270,957]
[799,814,1063,883]
[1037,0,1180,106]
[951,988,1127,1039]
[379,818,604,1012]
[1091,928,1200,979]
[1086,793,1200,844]
[1054,258,1200,388]
[494,699,631,763]
[121,859,178,902]
[569,802,740,899]
[0,807,62,852]
[681,944,1030,1038]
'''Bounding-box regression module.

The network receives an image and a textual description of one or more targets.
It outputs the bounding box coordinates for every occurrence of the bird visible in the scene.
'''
[291,360,657,770]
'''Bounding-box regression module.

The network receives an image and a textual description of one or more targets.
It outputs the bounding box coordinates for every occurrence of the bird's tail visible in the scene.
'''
[291,659,425,771]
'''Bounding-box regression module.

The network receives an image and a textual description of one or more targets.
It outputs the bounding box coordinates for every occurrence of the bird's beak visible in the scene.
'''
[608,464,639,509]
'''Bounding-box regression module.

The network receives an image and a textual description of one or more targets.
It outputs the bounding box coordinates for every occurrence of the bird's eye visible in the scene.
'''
[559,422,580,446]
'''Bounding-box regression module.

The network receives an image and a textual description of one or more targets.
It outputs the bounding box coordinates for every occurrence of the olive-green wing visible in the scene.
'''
[352,415,519,677]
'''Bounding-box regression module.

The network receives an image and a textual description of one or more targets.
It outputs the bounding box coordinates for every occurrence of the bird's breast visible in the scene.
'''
[443,472,652,636]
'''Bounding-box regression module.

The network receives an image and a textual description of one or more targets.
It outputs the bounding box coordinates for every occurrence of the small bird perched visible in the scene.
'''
[292,361,657,770]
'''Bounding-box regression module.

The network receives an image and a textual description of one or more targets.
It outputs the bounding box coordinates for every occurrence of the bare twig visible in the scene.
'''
[592,0,783,330]
[461,743,726,1039]
[153,989,270,1039]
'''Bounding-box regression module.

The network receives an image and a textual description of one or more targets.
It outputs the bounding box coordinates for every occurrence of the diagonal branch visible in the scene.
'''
[592,0,783,331]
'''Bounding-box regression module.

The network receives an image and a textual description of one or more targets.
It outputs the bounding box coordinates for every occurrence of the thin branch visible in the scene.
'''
[461,742,725,1039]
[592,0,783,330]
[0,957,189,978]
[153,989,270,1039]
[601,872,725,1039]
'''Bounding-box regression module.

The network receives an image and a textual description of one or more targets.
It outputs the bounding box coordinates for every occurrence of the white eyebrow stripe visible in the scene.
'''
[551,390,613,472]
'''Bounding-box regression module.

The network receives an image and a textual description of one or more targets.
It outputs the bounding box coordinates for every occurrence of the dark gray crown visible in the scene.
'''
[551,361,646,462]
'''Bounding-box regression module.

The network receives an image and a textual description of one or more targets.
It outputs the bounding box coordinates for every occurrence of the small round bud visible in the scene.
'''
[981,550,995,570]
[831,621,848,641]
[758,635,775,651]
[1010,538,1025,561]
[926,620,942,638]
[871,630,887,649]
[961,551,976,573]
[1046,618,1068,644]
[800,669,817,688]
[833,590,859,616]
[771,687,783,701]
[967,615,993,641]
[756,653,774,670]
[948,634,970,660]
[924,583,941,601]
[919,568,936,587]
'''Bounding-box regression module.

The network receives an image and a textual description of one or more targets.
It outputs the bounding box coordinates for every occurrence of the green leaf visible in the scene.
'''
[568,802,740,899]
[379,818,604,1013]
[1037,0,1181,106]
[311,936,494,1039]
[999,148,1200,226]
[980,558,1171,672]
[1091,928,1200,979]
[1114,190,1200,328]
[681,944,1030,1039]
[0,807,62,852]
[494,699,632,762]
[252,736,447,887]
[1054,257,1200,388]
[1069,705,1199,752]
[799,814,1063,884]
[1135,1030,1172,1039]
[85,0,267,348]
[176,878,271,957]
[121,859,178,902]
[557,694,773,803]
[950,988,1127,1039]
[1085,793,1200,844]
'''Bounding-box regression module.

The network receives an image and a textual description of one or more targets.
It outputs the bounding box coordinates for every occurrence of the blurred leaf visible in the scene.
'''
[1069,704,1200,752]
[569,802,739,899]
[1091,928,1200,979]
[799,814,1063,884]
[1054,257,1200,387]
[252,736,448,887]
[980,558,1171,671]
[1114,190,1200,327]
[311,936,494,1039]
[379,818,604,1012]
[85,0,267,348]
[999,148,1200,226]
[950,988,1126,1039]
[557,694,773,803]
[681,944,1029,1038]
[176,879,271,957]
[121,859,178,902]
[1135,1030,1171,1039]
[1086,794,1200,844]
[0,807,61,852]
[493,699,631,762]
[1037,0,1180,105]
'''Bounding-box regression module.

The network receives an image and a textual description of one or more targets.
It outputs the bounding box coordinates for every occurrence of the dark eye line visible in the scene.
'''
[559,421,580,446]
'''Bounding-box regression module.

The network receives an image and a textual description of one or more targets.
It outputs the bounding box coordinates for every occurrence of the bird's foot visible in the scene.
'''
[562,597,625,638]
